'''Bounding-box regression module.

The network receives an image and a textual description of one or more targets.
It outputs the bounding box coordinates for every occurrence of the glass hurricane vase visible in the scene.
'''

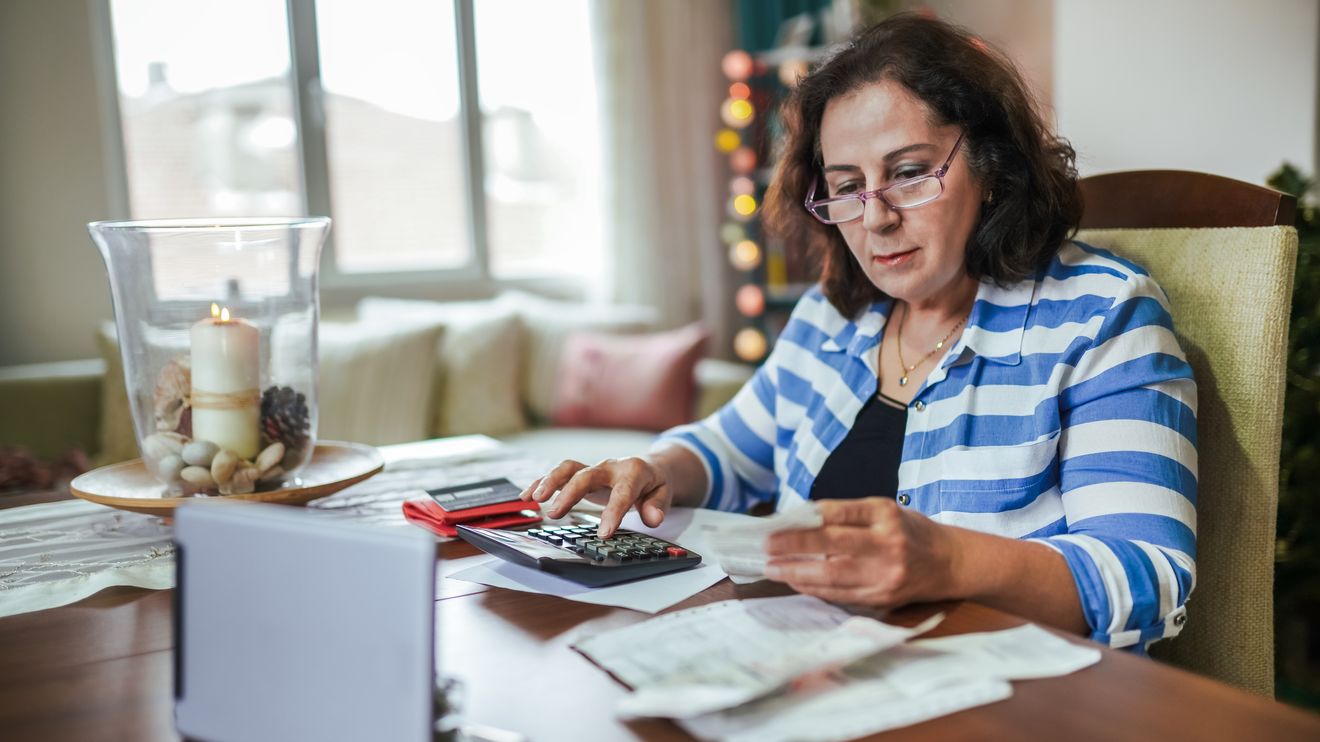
[88,217,330,496]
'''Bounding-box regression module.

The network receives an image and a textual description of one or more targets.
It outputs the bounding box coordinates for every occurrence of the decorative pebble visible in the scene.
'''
[142,432,187,461]
[182,440,220,467]
[156,454,184,482]
[256,442,285,474]
[257,465,284,483]
[210,449,239,485]
[180,466,215,486]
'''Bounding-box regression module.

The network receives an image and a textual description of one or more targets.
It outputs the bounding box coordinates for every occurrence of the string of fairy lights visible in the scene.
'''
[717,49,767,363]
[716,48,810,363]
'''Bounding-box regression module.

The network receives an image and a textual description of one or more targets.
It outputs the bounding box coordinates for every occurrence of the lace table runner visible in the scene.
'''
[0,436,550,619]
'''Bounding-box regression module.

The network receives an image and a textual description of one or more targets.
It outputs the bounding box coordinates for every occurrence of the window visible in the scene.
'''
[105,0,603,286]
[472,0,602,277]
[108,0,301,218]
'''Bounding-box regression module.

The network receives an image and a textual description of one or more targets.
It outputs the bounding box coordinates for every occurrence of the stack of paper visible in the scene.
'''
[573,595,1101,742]
[573,595,942,719]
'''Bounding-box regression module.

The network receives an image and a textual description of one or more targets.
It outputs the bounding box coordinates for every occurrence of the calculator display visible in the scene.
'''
[426,478,524,512]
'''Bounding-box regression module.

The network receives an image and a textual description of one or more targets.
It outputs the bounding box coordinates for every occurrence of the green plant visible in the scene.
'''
[1266,163,1320,706]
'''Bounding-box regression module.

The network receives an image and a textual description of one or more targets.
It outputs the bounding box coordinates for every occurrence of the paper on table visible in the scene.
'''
[865,623,1102,687]
[701,503,823,583]
[572,595,942,720]
[681,676,1012,742]
[446,507,753,614]
[677,623,1101,742]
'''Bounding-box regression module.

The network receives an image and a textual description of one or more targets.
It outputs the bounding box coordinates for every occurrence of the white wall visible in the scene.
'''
[0,0,122,367]
[913,0,1055,117]
[1055,0,1318,184]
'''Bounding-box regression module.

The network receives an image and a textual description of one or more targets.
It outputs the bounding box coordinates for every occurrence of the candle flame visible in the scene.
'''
[210,303,231,322]
[220,307,231,322]
[211,303,220,318]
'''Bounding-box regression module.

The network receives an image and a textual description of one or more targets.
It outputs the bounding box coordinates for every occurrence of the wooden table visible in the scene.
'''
[2,491,1319,741]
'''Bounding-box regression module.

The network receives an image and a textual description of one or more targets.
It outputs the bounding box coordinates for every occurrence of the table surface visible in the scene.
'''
[3,488,1320,741]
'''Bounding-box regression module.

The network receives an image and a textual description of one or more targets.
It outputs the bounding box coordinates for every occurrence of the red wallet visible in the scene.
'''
[402,497,542,538]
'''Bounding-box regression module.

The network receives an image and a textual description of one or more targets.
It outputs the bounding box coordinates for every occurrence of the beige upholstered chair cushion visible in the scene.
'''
[1075,226,1298,696]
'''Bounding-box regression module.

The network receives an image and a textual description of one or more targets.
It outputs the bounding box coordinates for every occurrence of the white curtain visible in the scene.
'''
[590,0,735,354]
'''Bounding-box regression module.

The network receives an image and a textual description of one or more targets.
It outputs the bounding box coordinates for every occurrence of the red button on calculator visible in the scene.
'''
[666,546,687,557]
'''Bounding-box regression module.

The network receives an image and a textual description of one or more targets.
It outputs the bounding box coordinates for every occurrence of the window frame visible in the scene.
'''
[98,0,589,304]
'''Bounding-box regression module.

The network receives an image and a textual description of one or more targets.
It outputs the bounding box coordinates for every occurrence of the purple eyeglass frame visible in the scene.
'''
[803,132,966,224]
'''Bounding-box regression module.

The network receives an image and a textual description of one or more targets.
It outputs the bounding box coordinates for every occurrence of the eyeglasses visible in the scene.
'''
[803,132,966,225]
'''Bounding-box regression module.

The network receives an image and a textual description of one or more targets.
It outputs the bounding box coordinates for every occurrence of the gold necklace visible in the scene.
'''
[894,303,967,387]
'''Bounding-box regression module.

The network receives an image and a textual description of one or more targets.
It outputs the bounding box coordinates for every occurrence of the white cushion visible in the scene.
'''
[316,320,445,445]
[357,297,527,437]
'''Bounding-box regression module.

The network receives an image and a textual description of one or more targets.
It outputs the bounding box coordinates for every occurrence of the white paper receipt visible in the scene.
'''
[701,503,823,582]
[572,595,941,720]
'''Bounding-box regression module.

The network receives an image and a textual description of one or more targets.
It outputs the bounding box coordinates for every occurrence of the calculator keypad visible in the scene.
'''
[527,527,680,563]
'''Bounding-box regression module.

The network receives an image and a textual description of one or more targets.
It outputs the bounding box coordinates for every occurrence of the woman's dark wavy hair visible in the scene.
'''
[764,13,1082,318]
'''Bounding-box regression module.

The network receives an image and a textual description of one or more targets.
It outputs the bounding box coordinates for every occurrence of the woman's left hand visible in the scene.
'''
[763,498,961,607]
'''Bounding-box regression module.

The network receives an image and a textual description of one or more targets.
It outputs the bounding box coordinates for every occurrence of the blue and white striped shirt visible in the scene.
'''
[657,241,1197,649]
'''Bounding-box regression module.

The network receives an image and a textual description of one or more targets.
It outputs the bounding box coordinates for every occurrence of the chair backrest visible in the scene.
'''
[1076,170,1298,697]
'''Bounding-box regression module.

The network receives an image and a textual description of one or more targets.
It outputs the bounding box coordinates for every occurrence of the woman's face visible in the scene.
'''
[817,78,984,308]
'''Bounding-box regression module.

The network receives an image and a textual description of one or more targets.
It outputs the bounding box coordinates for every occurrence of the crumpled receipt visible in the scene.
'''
[702,503,823,583]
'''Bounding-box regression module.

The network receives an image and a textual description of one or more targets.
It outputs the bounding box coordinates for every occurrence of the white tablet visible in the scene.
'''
[174,501,437,742]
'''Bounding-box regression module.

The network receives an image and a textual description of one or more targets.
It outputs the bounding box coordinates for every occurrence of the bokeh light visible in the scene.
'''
[715,128,740,153]
[735,284,766,317]
[729,239,761,271]
[733,194,757,217]
[730,176,756,196]
[722,49,754,81]
[729,82,751,100]
[733,327,768,362]
[730,147,757,174]
[730,239,761,270]
[721,98,755,129]
[720,222,746,244]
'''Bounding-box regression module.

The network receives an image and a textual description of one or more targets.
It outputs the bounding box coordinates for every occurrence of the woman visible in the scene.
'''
[521,14,1196,650]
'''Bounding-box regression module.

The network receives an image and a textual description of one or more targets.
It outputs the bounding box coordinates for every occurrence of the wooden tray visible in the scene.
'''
[69,441,384,518]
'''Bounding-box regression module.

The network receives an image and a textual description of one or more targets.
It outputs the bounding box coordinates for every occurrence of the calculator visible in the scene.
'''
[455,524,703,588]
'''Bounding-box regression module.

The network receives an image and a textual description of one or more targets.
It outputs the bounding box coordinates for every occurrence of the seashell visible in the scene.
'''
[182,440,219,467]
[152,357,192,431]
[155,454,184,482]
[142,432,187,461]
[225,466,258,495]
[257,465,284,483]
[176,406,192,439]
[256,442,285,474]
[180,466,215,486]
[210,449,239,485]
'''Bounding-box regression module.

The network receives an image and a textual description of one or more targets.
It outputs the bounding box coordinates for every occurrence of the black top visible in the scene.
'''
[810,391,907,501]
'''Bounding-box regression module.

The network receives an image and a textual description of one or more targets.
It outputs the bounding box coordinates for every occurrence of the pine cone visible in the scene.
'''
[260,386,310,457]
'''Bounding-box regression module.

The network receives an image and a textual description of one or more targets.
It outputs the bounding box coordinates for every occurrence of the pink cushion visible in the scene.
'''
[551,323,709,431]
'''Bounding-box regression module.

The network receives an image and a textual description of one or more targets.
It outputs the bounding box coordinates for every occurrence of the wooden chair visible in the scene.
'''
[1075,170,1298,696]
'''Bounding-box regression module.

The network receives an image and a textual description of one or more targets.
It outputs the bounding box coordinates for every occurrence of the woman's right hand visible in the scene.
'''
[518,456,673,539]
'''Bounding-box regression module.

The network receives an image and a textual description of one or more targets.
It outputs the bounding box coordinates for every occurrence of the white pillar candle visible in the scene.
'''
[190,304,261,460]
